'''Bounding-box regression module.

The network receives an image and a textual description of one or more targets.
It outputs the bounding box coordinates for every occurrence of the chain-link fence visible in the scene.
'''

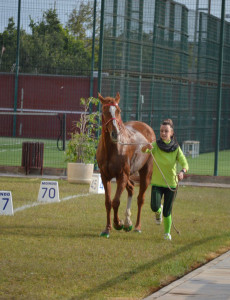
[101,0,230,176]
[0,0,230,176]
[0,0,100,172]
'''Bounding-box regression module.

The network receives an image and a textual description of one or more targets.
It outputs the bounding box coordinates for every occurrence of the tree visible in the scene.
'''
[67,1,95,40]
[23,8,91,75]
[0,17,18,71]
[66,0,100,67]
[0,4,99,75]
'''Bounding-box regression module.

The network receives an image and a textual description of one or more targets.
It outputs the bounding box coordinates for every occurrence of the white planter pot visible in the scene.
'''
[67,163,94,184]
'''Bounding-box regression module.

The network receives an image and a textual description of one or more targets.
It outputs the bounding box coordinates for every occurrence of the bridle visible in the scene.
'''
[100,101,181,235]
[101,103,122,133]
[101,103,149,144]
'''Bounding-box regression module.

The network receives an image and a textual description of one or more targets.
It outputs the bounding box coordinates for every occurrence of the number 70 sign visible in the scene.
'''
[37,181,60,203]
[0,191,14,215]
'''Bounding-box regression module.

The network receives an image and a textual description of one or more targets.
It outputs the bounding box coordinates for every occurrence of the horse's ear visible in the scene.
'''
[98,92,105,103]
[115,92,120,104]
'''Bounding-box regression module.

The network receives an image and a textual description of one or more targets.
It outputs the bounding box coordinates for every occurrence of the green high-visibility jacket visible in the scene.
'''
[148,141,189,188]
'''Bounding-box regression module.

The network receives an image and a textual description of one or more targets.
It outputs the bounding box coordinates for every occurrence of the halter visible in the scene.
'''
[101,103,122,133]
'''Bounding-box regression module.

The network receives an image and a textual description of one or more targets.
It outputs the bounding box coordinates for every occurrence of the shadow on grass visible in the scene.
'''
[71,232,230,300]
[0,224,100,239]
[0,223,151,240]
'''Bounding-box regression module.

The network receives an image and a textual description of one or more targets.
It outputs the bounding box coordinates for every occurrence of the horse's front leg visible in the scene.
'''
[112,175,128,230]
[123,179,135,232]
[100,176,112,238]
[135,161,152,233]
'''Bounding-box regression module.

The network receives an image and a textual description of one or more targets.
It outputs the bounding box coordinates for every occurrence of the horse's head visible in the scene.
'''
[98,92,122,143]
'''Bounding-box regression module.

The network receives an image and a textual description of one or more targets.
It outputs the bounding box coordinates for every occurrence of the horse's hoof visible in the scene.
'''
[113,222,124,231]
[134,228,142,233]
[123,224,133,232]
[100,231,110,238]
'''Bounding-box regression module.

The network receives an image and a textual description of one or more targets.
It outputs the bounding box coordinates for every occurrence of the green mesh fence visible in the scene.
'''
[0,0,230,176]
[0,0,100,172]
[101,0,230,176]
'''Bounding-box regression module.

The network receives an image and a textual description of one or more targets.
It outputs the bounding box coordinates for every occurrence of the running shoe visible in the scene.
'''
[155,204,163,225]
[164,233,172,241]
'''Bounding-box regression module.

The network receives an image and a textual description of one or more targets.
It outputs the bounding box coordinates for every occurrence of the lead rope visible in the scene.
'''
[117,140,181,234]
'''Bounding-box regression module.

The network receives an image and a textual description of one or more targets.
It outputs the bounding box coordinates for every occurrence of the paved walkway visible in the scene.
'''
[144,250,230,300]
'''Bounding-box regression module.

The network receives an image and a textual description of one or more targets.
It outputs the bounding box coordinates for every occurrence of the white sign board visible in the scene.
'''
[37,181,60,202]
[89,174,105,194]
[0,191,14,215]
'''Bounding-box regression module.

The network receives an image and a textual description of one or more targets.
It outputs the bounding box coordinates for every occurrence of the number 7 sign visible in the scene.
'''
[0,191,14,215]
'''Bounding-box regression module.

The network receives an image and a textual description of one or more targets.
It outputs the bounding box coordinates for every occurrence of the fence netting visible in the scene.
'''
[0,0,100,172]
[101,0,230,176]
[0,0,230,176]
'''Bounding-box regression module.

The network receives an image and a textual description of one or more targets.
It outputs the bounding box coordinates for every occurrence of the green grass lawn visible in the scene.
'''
[0,137,67,168]
[0,137,230,175]
[186,149,230,176]
[0,177,230,299]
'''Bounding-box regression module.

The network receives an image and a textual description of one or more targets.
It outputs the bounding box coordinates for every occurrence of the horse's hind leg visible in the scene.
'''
[112,175,128,230]
[124,179,135,231]
[135,160,153,232]
[100,176,112,237]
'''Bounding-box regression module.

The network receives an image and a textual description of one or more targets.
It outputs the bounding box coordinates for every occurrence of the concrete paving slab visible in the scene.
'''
[144,250,230,300]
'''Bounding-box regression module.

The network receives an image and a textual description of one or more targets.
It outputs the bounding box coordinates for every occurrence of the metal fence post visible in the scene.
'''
[89,0,97,105]
[149,0,160,126]
[136,0,143,121]
[124,0,132,122]
[96,0,105,147]
[13,0,21,137]
[97,0,105,94]
[62,114,66,151]
[110,0,118,96]
[214,0,225,176]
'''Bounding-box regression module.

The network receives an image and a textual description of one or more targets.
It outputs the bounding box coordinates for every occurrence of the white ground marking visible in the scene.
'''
[0,149,22,153]
[1,142,21,146]
[14,193,90,213]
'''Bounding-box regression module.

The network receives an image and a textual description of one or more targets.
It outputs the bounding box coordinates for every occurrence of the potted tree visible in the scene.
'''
[65,97,100,184]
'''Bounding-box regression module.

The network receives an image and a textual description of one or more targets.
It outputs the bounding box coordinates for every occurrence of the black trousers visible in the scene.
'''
[150,185,176,218]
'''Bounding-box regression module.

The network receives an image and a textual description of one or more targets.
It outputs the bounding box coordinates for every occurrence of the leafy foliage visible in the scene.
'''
[65,97,101,164]
[0,2,99,75]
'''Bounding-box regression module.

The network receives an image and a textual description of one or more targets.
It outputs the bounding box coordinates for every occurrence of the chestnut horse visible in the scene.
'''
[96,92,156,237]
